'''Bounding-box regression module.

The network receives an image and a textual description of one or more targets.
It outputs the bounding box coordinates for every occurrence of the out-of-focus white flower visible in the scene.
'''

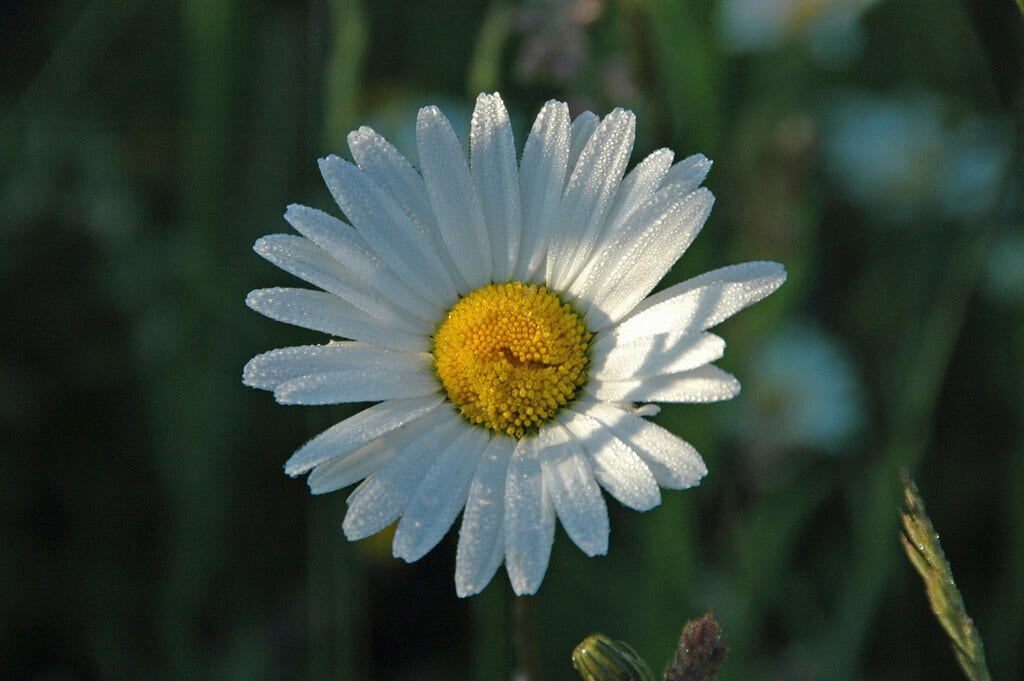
[244,93,785,596]
[823,91,1012,224]
[735,322,864,455]
[720,0,877,63]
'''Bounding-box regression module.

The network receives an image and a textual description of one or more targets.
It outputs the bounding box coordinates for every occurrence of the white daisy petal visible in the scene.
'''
[591,331,726,382]
[516,100,570,283]
[346,126,430,223]
[417,105,492,288]
[547,109,636,290]
[243,343,436,405]
[567,111,600,173]
[505,436,556,596]
[471,93,522,283]
[538,423,609,557]
[285,394,445,476]
[587,364,741,403]
[586,189,715,326]
[580,401,708,489]
[319,156,458,307]
[282,204,438,319]
[348,124,471,280]
[253,234,431,333]
[559,410,660,511]
[570,186,714,324]
[245,287,426,352]
[273,366,437,405]
[242,343,352,390]
[347,126,471,293]
[393,426,490,562]
[601,148,675,238]
[343,413,463,540]
[244,342,430,388]
[661,153,713,193]
[456,436,514,597]
[307,401,451,493]
[308,438,397,495]
[593,261,788,352]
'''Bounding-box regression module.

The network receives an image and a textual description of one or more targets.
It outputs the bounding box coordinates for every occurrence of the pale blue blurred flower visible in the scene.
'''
[735,322,865,455]
[823,91,1011,225]
[824,92,944,221]
[720,0,876,66]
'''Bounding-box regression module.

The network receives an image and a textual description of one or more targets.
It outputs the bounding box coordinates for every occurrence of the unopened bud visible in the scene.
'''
[664,612,729,681]
[572,633,656,681]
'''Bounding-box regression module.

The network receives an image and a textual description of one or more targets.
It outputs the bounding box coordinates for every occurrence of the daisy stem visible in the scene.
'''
[322,0,365,149]
[514,595,544,681]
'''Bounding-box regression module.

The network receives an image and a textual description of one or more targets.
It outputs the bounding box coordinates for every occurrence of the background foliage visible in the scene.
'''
[1,0,1022,679]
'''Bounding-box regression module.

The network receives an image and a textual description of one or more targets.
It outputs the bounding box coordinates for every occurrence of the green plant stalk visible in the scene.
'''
[322,0,366,150]
[5,0,144,120]
[820,109,1022,673]
[307,494,359,681]
[818,224,992,679]
[472,582,509,681]
[637,0,722,153]
[155,0,239,678]
[901,471,992,681]
[515,595,544,681]
[467,3,514,97]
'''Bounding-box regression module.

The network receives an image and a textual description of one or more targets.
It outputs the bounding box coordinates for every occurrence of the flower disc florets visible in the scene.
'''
[433,282,591,438]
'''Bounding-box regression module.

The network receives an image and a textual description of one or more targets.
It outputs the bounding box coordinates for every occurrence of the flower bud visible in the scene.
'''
[664,612,729,681]
[572,633,656,681]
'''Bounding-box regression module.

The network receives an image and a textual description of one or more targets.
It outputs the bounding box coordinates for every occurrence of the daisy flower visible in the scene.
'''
[244,93,785,597]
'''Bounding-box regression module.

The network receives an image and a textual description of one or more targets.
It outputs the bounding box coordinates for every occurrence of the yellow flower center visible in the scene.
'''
[432,282,591,438]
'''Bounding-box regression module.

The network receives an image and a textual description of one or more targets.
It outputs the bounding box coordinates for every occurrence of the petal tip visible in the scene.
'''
[243,288,263,310]
[240,356,262,388]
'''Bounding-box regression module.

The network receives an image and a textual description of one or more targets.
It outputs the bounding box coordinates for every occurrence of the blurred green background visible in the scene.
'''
[2,0,1022,679]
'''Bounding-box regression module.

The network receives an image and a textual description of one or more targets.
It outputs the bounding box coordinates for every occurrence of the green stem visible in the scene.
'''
[5,0,144,117]
[322,0,366,150]
[820,141,1022,680]
[820,226,990,678]
[514,595,544,681]
[467,3,514,97]
[473,583,509,681]
[307,495,359,681]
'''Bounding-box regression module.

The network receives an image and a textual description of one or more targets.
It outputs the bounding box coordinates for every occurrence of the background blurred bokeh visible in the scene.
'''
[2,0,1022,679]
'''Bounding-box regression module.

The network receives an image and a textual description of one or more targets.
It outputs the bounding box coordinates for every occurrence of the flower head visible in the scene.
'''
[244,93,785,596]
